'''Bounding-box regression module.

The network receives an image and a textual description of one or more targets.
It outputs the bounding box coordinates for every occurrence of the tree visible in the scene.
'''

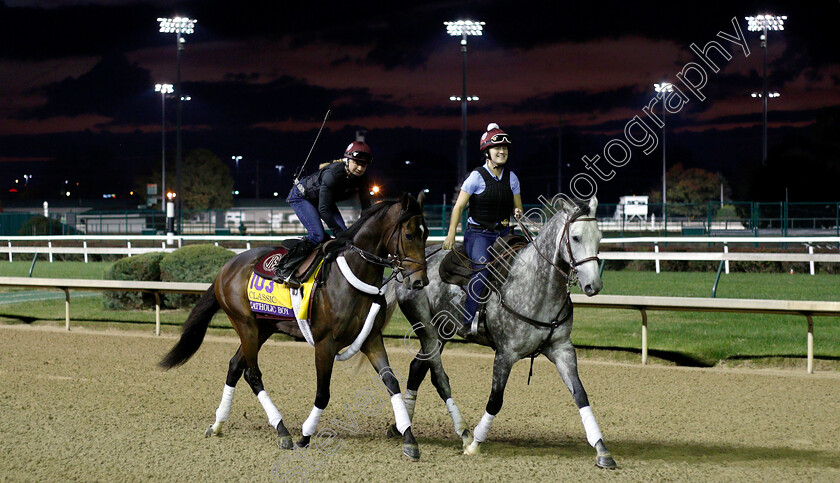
[181,149,234,210]
[651,163,725,219]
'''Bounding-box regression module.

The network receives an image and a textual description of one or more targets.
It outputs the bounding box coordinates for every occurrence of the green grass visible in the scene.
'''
[387,270,840,368]
[1,263,838,368]
[593,270,839,300]
[0,261,111,279]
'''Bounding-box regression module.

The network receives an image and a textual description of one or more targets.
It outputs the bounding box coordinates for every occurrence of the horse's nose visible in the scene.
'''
[583,281,602,296]
[412,279,425,290]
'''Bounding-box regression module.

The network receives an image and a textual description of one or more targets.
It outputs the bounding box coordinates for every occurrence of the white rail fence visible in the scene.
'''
[3,235,840,276]
[0,277,207,336]
[1,277,837,374]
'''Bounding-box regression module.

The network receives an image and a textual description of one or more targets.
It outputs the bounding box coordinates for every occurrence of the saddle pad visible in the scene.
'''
[253,247,289,280]
[439,243,473,287]
[247,260,323,319]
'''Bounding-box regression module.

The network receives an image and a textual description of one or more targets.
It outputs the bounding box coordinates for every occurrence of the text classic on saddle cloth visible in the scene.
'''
[247,261,323,320]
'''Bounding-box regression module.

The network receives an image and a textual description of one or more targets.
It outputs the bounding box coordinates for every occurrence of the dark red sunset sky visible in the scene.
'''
[1,1,838,203]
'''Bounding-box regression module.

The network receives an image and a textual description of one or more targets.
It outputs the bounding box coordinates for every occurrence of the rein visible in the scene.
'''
[518,212,600,290]
[488,210,598,382]
[383,212,427,283]
[342,207,427,290]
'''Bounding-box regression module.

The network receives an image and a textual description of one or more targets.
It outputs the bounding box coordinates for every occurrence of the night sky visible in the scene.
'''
[1,0,838,207]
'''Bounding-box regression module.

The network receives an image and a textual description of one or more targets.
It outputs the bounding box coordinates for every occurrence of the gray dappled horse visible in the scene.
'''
[389,196,616,469]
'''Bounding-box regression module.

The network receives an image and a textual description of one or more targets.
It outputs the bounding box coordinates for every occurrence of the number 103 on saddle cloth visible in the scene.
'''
[247,260,323,320]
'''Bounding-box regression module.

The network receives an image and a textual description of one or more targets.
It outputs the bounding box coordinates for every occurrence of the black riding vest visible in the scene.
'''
[298,162,367,203]
[468,166,514,230]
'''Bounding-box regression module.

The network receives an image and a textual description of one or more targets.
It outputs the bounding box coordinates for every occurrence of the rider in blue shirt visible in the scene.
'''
[443,123,524,333]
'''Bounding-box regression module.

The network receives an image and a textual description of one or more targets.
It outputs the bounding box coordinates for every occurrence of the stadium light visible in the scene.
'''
[158,16,197,232]
[654,82,673,228]
[745,14,787,165]
[232,156,242,192]
[444,20,484,186]
[154,83,173,212]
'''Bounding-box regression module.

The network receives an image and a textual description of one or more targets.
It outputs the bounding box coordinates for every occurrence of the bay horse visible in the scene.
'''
[389,196,617,468]
[160,192,430,460]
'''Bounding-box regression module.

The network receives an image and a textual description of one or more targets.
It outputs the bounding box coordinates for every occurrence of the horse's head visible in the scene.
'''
[557,196,602,296]
[385,192,430,290]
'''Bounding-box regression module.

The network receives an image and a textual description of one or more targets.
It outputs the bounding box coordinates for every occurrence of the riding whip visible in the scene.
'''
[292,109,331,190]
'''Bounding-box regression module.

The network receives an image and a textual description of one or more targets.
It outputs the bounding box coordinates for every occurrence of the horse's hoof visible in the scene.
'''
[295,435,311,449]
[205,423,221,437]
[276,421,293,450]
[597,455,617,469]
[403,442,420,461]
[385,423,400,439]
[459,429,473,449]
[595,439,617,469]
[278,436,293,450]
[463,440,481,455]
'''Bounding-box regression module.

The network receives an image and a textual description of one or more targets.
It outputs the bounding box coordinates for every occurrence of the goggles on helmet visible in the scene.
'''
[347,151,373,164]
[490,133,511,145]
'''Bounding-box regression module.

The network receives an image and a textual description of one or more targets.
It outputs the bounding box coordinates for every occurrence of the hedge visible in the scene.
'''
[102,251,167,309]
[160,244,235,308]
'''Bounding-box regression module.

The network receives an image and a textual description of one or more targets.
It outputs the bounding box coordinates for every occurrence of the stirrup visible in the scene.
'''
[272,270,301,287]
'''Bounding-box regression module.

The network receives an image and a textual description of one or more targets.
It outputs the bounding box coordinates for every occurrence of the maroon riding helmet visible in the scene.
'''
[344,141,373,165]
[479,123,512,151]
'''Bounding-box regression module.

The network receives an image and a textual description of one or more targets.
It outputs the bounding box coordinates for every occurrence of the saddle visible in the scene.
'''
[438,234,529,289]
[438,234,528,345]
[254,238,325,288]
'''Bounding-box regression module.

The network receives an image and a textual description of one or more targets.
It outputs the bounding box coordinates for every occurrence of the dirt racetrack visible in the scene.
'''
[1,324,839,482]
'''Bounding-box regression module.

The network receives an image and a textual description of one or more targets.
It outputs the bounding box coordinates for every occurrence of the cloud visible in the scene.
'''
[23,53,153,124]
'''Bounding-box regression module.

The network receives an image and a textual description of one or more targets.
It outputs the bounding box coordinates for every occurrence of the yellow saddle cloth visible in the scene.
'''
[247,260,323,319]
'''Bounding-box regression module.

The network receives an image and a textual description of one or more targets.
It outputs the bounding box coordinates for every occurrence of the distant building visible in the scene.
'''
[613,195,648,222]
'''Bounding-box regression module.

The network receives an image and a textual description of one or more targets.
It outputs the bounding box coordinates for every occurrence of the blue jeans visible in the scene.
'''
[463,224,510,325]
[287,188,346,243]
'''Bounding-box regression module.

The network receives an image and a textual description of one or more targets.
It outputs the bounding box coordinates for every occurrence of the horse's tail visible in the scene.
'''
[159,282,220,369]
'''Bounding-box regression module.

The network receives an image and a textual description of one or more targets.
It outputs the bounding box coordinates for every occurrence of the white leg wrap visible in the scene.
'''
[445,398,467,435]
[302,406,324,437]
[403,389,418,421]
[214,385,236,423]
[472,412,495,443]
[391,394,411,434]
[256,390,283,430]
[579,406,603,447]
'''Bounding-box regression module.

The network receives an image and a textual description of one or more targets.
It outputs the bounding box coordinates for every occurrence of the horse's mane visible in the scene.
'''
[334,194,423,245]
[543,197,590,231]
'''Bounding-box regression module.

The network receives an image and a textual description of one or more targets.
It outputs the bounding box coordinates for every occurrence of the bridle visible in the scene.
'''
[384,210,428,283]
[347,205,427,285]
[520,210,600,291]
[494,210,601,375]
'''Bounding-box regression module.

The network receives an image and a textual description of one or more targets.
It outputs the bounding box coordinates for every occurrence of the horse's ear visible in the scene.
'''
[588,196,598,216]
[400,192,410,208]
[417,191,426,210]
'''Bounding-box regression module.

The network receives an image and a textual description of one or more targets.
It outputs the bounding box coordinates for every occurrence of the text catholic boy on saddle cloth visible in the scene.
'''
[443,123,525,334]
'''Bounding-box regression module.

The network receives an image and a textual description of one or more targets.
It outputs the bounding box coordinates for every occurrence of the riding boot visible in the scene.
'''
[273,239,317,286]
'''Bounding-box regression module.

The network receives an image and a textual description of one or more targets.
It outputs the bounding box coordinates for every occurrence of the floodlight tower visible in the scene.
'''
[232,156,242,193]
[154,83,173,212]
[746,14,787,166]
[158,16,196,232]
[654,82,673,227]
[444,19,484,184]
